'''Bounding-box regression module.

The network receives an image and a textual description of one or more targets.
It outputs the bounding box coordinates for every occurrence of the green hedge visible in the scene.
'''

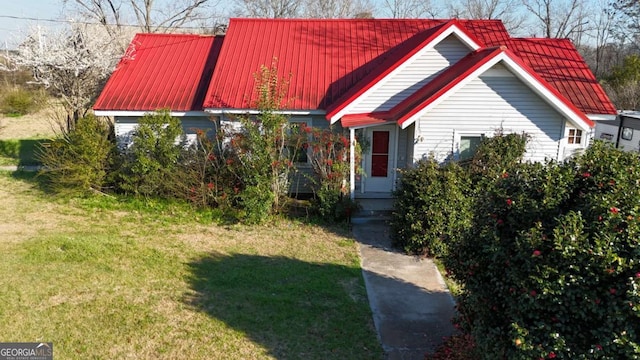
[446,141,640,358]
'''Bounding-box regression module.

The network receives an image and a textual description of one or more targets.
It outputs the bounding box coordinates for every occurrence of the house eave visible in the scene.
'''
[94,110,210,117]
[205,108,326,116]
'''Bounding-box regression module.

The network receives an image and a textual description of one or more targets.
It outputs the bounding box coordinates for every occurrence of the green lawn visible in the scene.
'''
[0,171,381,359]
[0,138,46,166]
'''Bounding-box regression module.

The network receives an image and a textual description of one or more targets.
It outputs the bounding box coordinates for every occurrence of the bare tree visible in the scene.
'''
[379,0,442,18]
[611,0,640,51]
[586,0,619,77]
[1,24,126,129]
[522,0,590,44]
[303,0,373,18]
[235,0,304,17]
[448,0,525,33]
[64,0,214,33]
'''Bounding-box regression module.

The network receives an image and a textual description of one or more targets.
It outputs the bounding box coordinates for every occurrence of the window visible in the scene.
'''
[568,129,583,144]
[288,120,311,164]
[459,135,483,161]
[371,130,390,177]
[622,127,634,141]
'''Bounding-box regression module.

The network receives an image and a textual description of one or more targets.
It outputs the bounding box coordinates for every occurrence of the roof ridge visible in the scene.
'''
[228,17,504,23]
[134,32,216,38]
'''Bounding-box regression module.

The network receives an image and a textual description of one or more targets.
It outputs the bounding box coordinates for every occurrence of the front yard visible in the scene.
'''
[0,171,381,359]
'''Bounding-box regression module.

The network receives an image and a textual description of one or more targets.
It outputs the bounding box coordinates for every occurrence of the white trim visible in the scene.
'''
[392,126,399,190]
[348,120,397,130]
[94,110,210,117]
[588,114,617,121]
[205,108,326,116]
[349,128,356,200]
[399,53,592,132]
[329,24,481,124]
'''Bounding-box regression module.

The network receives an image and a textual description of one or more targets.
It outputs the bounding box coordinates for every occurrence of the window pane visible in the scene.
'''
[460,136,482,161]
[372,131,389,154]
[372,155,388,177]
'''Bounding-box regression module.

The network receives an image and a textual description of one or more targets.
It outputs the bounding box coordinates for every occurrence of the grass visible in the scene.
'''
[434,258,463,298]
[0,138,46,166]
[0,171,382,359]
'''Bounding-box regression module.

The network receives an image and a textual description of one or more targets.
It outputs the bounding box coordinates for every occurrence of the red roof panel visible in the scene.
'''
[505,38,616,115]
[203,18,511,111]
[94,33,222,112]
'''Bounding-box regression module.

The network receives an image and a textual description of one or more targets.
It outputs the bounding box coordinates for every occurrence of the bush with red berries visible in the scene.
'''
[446,141,640,359]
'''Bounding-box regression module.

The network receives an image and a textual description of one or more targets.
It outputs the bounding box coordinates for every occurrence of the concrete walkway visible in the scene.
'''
[0,165,40,172]
[352,221,456,360]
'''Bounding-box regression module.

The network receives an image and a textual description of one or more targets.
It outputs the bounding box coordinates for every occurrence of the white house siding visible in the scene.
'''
[349,35,472,113]
[114,116,218,149]
[413,68,566,163]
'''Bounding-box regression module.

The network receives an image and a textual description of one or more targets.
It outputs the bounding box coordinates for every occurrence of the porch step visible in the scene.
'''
[351,209,393,224]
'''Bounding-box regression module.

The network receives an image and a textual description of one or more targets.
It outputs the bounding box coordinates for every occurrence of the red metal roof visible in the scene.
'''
[504,38,616,115]
[94,33,223,112]
[95,19,616,119]
[203,18,511,111]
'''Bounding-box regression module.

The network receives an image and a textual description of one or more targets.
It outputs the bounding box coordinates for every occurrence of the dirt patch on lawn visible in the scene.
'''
[0,103,65,140]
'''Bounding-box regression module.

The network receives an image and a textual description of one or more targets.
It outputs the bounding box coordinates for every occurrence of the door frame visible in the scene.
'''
[362,125,398,194]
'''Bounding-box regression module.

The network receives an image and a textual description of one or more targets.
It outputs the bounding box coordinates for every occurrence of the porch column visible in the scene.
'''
[349,127,355,200]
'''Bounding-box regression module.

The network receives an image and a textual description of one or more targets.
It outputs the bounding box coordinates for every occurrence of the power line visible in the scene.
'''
[0,14,222,30]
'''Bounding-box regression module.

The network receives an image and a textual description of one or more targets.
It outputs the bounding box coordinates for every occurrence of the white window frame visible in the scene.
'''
[453,130,486,161]
[566,127,584,146]
[289,117,313,167]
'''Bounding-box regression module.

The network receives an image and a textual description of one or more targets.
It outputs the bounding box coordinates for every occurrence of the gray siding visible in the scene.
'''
[289,116,334,195]
[350,35,471,113]
[413,67,565,163]
[114,115,218,148]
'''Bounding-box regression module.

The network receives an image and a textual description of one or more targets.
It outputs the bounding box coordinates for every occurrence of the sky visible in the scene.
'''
[0,0,606,49]
[1,0,63,48]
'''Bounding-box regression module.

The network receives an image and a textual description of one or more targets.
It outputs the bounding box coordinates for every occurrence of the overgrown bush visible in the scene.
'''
[446,141,640,359]
[391,159,471,257]
[0,87,46,116]
[305,125,361,221]
[466,131,529,182]
[391,133,528,257]
[38,115,114,195]
[115,110,186,197]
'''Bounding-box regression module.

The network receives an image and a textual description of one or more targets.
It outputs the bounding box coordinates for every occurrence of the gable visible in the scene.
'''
[331,33,475,120]
[414,70,565,163]
[394,48,594,131]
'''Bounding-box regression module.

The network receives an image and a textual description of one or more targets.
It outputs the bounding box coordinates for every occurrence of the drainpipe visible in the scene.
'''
[615,115,625,149]
[350,127,355,200]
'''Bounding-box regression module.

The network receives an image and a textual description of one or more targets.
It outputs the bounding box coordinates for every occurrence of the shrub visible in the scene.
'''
[38,115,114,195]
[390,133,527,257]
[426,334,479,360]
[446,141,640,359]
[0,87,46,116]
[466,131,529,183]
[391,159,472,257]
[115,110,185,197]
[214,63,298,223]
[305,126,361,221]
